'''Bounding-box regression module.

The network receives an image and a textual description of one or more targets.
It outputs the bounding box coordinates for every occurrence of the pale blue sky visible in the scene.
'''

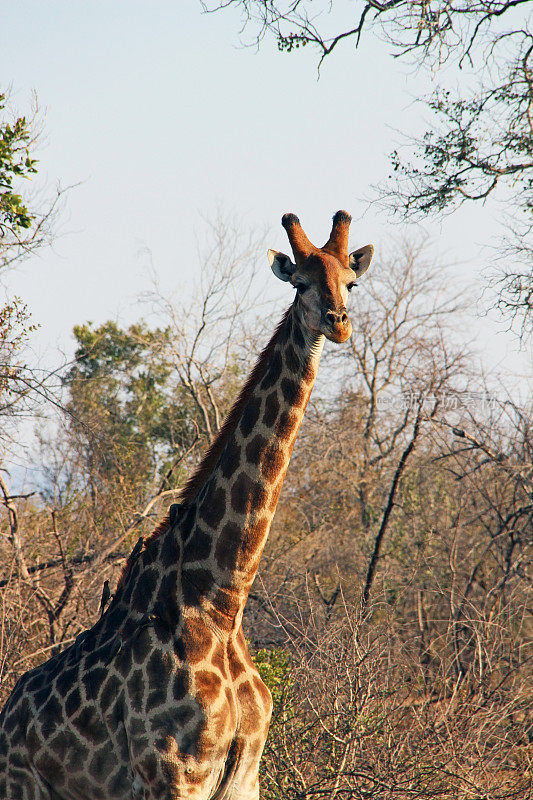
[2,1,530,408]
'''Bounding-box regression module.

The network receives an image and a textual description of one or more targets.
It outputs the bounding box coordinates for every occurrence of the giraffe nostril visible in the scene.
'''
[325,310,348,328]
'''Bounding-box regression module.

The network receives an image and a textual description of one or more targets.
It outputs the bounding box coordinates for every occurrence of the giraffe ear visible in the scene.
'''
[349,244,374,278]
[268,249,296,282]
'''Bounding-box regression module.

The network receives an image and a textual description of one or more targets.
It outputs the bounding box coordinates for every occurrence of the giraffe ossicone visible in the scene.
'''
[0,211,373,800]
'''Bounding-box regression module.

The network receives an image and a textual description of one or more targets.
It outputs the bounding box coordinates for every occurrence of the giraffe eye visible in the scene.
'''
[347,282,357,293]
[295,282,309,294]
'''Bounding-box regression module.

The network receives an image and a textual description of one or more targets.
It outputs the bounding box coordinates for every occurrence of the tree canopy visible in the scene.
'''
[0,92,37,246]
[0,91,67,447]
[64,320,197,493]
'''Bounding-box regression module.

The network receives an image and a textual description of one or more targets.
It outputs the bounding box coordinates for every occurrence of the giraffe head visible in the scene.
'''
[268,211,373,343]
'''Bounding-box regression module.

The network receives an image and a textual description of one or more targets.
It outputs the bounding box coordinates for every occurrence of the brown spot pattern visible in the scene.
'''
[245,433,267,465]
[263,391,279,427]
[240,396,261,438]
[260,349,282,390]
[261,444,286,482]
[180,619,213,664]
[230,472,268,516]
[183,526,213,562]
[275,410,298,440]
[195,670,222,703]
[199,483,226,529]
[236,681,261,735]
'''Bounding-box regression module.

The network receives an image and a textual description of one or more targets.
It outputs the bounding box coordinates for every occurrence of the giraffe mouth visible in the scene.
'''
[321,319,352,343]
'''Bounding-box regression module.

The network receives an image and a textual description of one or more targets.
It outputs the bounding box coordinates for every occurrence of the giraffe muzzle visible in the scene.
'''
[323,309,352,342]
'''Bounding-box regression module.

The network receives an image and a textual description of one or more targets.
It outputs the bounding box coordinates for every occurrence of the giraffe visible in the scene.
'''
[0,211,373,800]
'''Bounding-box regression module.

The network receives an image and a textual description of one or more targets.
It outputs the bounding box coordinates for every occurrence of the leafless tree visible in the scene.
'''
[142,210,270,446]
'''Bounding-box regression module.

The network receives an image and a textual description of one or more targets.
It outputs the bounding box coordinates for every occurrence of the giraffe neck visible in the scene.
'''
[178,300,324,627]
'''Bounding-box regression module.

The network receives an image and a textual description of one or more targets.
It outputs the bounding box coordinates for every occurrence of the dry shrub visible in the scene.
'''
[257,591,532,800]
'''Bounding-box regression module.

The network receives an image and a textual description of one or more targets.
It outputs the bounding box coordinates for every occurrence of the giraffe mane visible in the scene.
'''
[114,305,293,591]
[115,556,136,593]
[176,305,292,507]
